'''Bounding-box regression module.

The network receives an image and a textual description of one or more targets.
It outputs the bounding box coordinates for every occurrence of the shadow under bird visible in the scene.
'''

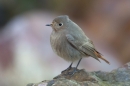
[46,15,110,75]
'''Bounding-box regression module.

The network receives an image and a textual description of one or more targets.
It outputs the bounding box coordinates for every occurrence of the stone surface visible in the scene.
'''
[27,62,130,86]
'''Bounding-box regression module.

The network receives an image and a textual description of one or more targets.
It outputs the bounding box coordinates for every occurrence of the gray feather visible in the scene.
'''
[66,34,100,62]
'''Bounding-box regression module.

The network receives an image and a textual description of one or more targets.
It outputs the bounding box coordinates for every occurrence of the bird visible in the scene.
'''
[46,15,109,75]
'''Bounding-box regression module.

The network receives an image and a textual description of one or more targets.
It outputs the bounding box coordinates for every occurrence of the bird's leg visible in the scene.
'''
[68,58,82,75]
[61,62,73,73]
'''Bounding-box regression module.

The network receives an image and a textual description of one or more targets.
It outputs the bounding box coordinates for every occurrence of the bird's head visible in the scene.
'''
[46,15,70,31]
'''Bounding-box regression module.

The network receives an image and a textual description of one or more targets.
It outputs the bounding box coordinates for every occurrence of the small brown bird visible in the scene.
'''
[46,15,109,75]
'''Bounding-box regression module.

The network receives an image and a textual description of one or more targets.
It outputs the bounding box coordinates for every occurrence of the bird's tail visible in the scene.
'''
[94,51,110,64]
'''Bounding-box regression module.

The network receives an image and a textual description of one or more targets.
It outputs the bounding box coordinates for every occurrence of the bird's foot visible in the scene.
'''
[61,66,72,73]
[68,68,78,76]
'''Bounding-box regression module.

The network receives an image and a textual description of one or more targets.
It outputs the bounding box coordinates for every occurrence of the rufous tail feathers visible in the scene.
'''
[94,51,110,64]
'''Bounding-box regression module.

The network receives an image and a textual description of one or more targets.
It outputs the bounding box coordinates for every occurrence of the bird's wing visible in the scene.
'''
[66,34,101,62]
[66,34,110,64]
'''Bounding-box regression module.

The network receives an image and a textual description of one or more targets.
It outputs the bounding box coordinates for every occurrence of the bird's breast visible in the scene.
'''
[50,31,66,55]
[50,31,82,61]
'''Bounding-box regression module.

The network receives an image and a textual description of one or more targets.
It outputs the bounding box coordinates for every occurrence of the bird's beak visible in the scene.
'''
[46,24,52,26]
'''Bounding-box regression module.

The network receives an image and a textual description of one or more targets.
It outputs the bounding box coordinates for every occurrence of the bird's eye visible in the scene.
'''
[59,23,63,26]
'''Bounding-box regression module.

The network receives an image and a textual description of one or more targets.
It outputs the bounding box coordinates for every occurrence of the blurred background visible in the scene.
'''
[0,0,130,86]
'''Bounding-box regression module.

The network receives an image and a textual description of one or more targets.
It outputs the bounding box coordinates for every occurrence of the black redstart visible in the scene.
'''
[46,15,109,75]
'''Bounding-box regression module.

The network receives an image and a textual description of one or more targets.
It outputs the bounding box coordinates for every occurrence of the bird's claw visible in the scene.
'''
[61,66,72,73]
[67,68,78,76]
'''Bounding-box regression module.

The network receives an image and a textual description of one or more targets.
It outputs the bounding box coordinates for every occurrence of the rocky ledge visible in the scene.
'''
[27,62,130,86]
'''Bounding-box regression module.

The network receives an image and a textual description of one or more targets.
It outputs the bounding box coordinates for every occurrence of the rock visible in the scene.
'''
[27,62,130,86]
